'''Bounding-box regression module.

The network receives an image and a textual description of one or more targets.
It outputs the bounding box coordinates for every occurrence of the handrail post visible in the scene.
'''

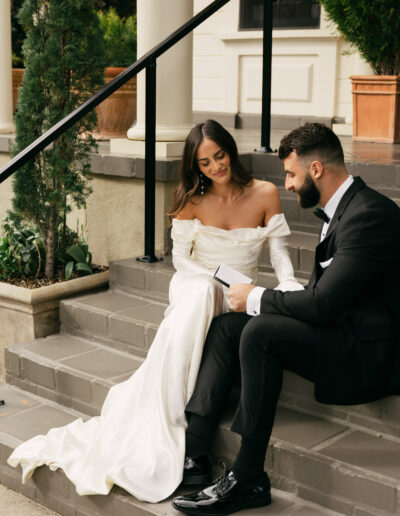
[260,0,273,153]
[137,58,162,263]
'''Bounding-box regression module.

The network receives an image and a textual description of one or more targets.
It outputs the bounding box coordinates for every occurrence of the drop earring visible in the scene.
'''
[200,173,205,195]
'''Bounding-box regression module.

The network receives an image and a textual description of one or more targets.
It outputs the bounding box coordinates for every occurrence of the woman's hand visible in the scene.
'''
[229,283,255,312]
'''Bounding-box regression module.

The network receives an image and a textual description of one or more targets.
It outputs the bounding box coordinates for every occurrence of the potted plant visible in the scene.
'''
[95,7,137,139]
[320,0,400,143]
[0,0,109,372]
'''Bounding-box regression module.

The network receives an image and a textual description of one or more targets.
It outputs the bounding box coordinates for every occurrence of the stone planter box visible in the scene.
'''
[0,271,109,375]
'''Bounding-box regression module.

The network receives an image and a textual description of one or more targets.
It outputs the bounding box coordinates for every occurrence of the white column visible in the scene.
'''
[111,0,193,157]
[0,0,14,133]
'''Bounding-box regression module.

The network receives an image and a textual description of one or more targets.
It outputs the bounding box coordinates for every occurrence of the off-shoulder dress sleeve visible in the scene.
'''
[265,214,304,292]
[171,219,212,276]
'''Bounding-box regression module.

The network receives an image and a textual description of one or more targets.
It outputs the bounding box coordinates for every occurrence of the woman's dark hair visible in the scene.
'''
[278,123,345,167]
[168,120,252,218]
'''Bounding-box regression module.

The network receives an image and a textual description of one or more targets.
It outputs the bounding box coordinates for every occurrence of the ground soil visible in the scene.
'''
[1,265,108,289]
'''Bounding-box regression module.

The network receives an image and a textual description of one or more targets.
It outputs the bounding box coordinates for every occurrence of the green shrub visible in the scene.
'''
[11,0,25,68]
[320,0,400,75]
[65,244,93,280]
[98,7,137,67]
[0,216,93,282]
[0,216,44,280]
[11,0,105,279]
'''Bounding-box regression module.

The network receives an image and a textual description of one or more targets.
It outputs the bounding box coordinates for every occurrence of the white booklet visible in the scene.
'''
[213,264,252,288]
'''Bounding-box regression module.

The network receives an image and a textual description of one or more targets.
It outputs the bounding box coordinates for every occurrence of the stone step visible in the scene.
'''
[58,269,303,355]
[5,334,143,416]
[109,258,307,297]
[260,230,318,278]
[1,383,398,515]
[59,290,168,358]
[249,151,400,192]
[109,243,315,299]
[6,332,400,446]
[214,394,400,516]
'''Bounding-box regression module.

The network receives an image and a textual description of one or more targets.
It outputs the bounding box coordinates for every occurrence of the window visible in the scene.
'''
[239,0,321,30]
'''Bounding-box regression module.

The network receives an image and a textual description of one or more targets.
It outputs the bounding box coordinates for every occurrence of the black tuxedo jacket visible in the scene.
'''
[260,177,400,405]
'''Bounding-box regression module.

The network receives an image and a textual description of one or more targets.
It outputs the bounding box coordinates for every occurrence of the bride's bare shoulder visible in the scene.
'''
[250,179,280,199]
[176,197,201,220]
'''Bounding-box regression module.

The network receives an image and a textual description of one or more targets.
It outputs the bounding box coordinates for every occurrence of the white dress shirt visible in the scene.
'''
[320,175,354,241]
[246,175,354,316]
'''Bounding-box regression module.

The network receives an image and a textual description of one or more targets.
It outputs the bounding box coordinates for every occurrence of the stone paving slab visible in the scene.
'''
[60,291,167,353]
[23,334,96,361]
[320,430,400,480]
[0,387,39,420]
[60,348,141,379]
[5,335,143,414]
[75,291,148,312]
[271,407,346,449]
[0,405,78,443]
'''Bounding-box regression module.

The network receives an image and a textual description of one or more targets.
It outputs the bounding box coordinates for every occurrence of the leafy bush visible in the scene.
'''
[0,216,93,282]
[98,7,137,67]
[0,216,44,280]
[320,0,400,75]
[97,0,136,19]
[65,244,93,280]
[11,0,25,68]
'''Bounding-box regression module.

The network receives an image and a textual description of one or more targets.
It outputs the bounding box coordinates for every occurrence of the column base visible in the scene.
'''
[0,123,15,134]
[110,138,185,158]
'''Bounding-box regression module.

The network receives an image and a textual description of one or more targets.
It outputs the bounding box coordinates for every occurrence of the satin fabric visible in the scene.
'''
[8,214,293,503]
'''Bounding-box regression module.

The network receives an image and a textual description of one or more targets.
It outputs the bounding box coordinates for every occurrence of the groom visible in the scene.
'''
[172,123,400,515]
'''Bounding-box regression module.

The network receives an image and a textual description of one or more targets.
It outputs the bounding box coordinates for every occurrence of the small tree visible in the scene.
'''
[11,0,105,278]
[320,0,400,75]
[98,7,137,67]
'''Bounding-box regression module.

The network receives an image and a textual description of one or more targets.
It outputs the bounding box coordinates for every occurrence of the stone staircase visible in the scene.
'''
[0,150,399,516]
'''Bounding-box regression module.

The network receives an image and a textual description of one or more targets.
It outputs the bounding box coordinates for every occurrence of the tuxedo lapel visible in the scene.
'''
[308,177,366,289]
[323,177,365,242]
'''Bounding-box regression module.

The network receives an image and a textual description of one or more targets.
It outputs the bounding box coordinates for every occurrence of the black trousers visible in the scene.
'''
[186,311,331,457]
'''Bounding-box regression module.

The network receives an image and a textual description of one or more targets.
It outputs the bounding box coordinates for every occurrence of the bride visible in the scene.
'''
[8,120,303,503]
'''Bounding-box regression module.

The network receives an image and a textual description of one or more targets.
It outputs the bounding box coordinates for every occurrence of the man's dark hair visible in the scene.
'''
[278,123,345,166]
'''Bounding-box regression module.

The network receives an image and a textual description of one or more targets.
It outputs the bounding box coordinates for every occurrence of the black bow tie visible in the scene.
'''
[313,208,330,223]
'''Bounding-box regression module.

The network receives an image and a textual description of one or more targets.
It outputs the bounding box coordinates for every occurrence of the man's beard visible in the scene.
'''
[297,172,320,208]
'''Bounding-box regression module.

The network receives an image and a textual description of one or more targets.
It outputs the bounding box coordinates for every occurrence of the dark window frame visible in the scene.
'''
[239,0,321,31]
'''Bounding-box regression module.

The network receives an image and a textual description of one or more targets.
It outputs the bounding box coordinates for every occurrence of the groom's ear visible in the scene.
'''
[310,160,323,181]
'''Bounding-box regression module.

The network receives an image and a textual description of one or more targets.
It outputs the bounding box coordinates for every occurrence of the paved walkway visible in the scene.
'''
[0,483,59,516]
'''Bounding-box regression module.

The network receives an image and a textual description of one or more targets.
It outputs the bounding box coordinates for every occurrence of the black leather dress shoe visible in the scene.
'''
[173,469,271,515]
[182,455,212,486]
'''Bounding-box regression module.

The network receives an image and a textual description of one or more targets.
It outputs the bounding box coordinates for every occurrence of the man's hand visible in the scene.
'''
[229,283,255,312]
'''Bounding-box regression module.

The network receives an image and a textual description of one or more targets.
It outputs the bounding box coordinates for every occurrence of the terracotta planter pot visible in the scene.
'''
[94,67,137,139]
[12,68,24,114]
[350,75,400,143]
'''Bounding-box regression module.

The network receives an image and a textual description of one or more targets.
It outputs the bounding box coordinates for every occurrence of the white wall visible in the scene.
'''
[193,0,367,126]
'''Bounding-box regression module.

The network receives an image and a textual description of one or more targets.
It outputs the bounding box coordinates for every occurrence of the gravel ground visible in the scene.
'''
[0,483,60,516]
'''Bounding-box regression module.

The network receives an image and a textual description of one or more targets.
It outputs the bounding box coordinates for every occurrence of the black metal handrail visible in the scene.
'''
[0,0,272,262]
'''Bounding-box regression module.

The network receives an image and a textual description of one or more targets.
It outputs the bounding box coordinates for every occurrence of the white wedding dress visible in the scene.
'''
[8,214,302,503]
